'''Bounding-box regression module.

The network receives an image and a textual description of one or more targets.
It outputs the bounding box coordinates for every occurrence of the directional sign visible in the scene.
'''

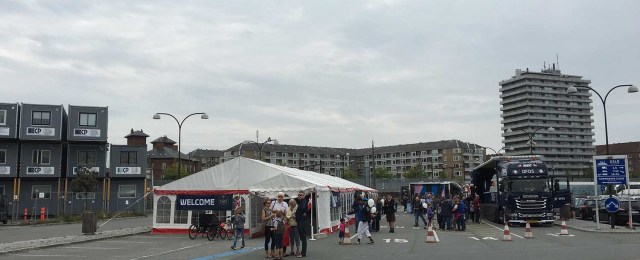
[593,155,629,185]
[604,197,620,213]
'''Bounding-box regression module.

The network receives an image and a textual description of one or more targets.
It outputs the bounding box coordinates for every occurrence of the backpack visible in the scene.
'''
[458,201,466,214]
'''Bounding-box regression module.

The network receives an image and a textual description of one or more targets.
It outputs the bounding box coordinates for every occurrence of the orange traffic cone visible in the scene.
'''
[342,226,352,245]
[425,224,438,243]
[560,221,569,235]
[503,224,512,241]
[524,222,533,238]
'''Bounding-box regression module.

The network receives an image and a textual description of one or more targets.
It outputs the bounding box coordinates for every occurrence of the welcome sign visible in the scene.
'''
[175,195,233,211]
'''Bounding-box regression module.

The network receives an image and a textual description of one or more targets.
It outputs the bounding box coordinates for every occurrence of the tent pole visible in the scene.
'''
[309,191,316,241]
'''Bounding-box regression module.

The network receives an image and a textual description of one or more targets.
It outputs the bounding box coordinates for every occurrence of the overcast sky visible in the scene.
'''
[1,0,639,153]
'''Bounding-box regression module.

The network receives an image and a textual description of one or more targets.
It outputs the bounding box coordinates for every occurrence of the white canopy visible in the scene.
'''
[154,156,374,195]
[249,173,317,198]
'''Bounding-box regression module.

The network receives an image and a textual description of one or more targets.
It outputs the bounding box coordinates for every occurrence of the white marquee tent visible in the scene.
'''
[152,157,375,236]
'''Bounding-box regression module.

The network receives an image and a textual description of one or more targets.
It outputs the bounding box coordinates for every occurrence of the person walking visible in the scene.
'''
[286,199,301,257]
[355,198,375,245]
[382,194,397,233]
[412,196,428,229]
[295,191,311,258]
[262,200,275,258]
[441,196,453,231]
[426,203,434,227]
[351,194,365,233]
[373,198,382,232]
[230,208,246,250]
[338,218,346,244]
[472,196,481,223]
[402,195,409,213]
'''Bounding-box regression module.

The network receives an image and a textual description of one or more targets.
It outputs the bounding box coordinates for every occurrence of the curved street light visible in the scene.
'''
[567,84,638,155]
[239,135,275,161]
[507,127,555,155]
[484,146,513,155]
[153,112,209,179]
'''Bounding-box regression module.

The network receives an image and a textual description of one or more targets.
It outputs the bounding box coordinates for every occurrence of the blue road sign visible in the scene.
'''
[600,185,606,193]
[594,155,628,186]
[604,197,620,213]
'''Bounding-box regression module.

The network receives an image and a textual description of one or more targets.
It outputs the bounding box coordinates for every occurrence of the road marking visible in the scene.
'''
[469,237,480,240]
[546,233,575,237]
[130,243,205,260]
[14,255,87,258]
[483,222,525,239]
[191,247,261,260]
[482,237,498,240]
[95,240,154,244]
[433,230,440,242]
[63,246,123,250]
[383,238,409,243]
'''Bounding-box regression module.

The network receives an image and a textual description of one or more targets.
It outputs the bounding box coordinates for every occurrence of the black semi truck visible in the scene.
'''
[471,156,555,225]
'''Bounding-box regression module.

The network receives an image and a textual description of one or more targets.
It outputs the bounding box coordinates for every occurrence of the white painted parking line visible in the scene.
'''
[130,243,205,260]
[483,222,525,239]
[546,233,575,237]
[62,246,123,250]
[95,240,155,244]
[14,255,87,258]
[469,237,480,240]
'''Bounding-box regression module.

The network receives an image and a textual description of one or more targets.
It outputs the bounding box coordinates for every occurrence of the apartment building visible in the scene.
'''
[500,66,596,175]
[188,149,224,170]
[220,139,484,180]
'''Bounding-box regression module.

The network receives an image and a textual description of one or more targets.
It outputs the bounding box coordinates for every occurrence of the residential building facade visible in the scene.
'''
[220,139,485,181]
[188,149,223,170]
[147,136,200,182]
[500,67,596,175]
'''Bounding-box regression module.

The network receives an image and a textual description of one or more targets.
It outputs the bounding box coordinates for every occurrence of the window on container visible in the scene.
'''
[118,184,136,198]
[32,150,51,165]
[79,113,97,127]
[31,185,51,199]
[120,151,137,165]
[0,150,6,164]
[157,196,171,223]
[0,110,6,125]
[78,150,97,166]
[32,111,51,125]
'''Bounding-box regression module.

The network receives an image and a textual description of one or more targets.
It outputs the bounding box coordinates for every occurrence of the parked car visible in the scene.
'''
[595,200,640,225]
[574,198,596,220]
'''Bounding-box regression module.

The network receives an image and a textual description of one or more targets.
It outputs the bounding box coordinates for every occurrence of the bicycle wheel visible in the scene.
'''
[188,224,199,240]
[218,227,227,240]
[207,227,216,241]
[227,228,234,240]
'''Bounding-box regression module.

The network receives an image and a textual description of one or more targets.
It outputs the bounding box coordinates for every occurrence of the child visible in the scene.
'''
[271,211,286,260]
[426,203,434,228]
[338,218,346,244]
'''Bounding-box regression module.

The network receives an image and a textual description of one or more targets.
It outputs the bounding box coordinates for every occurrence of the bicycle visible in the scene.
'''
[188,212,219,241]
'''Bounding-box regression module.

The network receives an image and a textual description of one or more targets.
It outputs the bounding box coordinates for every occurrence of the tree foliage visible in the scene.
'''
[163,162,189,180]
[341,168,358,179]
[404,165,423,178]
[71,167,98,211]
[374,168,393,179]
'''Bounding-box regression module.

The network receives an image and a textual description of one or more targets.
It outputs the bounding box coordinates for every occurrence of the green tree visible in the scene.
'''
[404,165,423,179]
[71,167,98,212]
[374,168,393,179]
[341,168,358,179]
[439,170,448,180]
[163,162,188,180]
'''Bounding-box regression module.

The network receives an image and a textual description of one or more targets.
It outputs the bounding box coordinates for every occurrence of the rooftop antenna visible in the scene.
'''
[543,61,546,70]
[556,53,560,70]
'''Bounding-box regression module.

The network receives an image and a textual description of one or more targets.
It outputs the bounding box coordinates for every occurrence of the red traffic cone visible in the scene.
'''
[425,224,438,243]
[524,222,533,238]
[560,221,569,235]
[503,224,512,241]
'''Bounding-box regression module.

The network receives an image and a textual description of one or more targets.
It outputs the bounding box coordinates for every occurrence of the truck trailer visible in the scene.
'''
[471,156,554,225]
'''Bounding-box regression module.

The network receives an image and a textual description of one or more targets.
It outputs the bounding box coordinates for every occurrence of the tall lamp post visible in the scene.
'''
[484,146,513,156]
[567,83,637,230]
[507,127,555,155]
[153,112,209,179]
[567,84,638,155]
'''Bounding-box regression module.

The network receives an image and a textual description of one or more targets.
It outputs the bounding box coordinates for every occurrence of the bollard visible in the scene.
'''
[23,208,27,224]
[40,207,45,221]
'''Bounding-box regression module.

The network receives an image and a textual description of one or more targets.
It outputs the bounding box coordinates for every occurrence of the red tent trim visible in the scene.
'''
[154,189,250,195]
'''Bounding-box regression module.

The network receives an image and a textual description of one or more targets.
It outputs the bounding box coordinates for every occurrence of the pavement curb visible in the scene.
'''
[0,227,152,256]
[552,221,640,233]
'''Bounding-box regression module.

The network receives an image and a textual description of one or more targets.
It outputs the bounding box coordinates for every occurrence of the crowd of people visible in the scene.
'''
[261,191,311,259]
[401,193,481,231]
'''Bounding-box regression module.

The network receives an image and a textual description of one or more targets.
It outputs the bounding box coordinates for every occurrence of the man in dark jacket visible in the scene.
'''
[440,196,453,231]
[295,191,311,257]
[382,195,397,233]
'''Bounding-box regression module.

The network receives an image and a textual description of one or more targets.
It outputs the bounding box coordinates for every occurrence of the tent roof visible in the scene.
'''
[249,173,317,197]
[155,157,375,195]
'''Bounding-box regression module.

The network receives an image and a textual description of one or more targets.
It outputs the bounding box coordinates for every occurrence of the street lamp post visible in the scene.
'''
[567,84,638,155]
[484,146,513,156]
[507,127,555,155]
[153,112,209,179]
[567,83,637,230]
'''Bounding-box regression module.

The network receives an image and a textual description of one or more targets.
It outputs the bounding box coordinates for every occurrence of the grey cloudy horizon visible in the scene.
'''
[1,0,639,153]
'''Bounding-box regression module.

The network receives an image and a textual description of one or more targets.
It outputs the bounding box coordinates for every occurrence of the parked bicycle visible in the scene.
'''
[188,211,219,241]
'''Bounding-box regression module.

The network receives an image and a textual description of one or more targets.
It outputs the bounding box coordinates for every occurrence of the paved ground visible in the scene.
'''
[0,214,640,259]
